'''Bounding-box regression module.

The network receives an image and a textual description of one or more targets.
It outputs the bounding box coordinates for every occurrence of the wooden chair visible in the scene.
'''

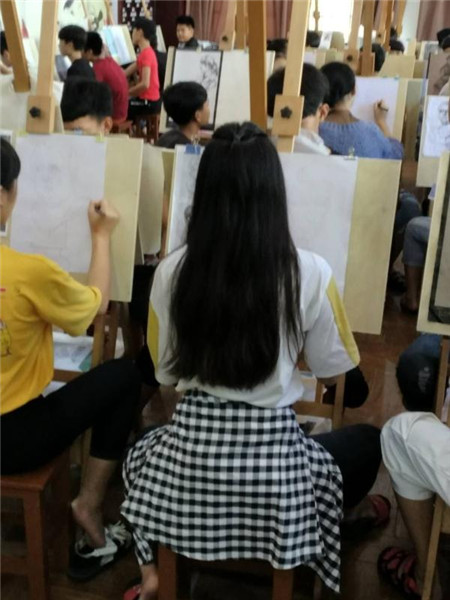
[158,546,305,600]
[132,113,160,144]
[1,451,71,600]
[421,337,450,600]
[294,371,346,430]
[111,119,133,135]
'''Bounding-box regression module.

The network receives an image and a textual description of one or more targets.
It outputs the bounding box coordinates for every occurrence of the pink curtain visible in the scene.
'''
[185,0,228,42]
[417,0,450,41]
[266,0,292,40]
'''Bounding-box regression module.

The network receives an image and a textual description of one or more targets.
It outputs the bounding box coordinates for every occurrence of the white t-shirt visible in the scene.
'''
[148,247,359,408]
[294,129,331,155]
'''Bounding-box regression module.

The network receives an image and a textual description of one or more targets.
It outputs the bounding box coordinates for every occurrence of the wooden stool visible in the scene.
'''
[132,113,160,144]
[158,545,306,600]
[1,452,71,600]
[111,119,133,135]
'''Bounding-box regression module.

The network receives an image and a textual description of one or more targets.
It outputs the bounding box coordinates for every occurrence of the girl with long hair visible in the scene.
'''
[122,122,383,599]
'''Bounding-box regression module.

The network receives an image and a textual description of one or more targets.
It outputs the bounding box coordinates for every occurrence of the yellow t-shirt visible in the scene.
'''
[0,246,101,415]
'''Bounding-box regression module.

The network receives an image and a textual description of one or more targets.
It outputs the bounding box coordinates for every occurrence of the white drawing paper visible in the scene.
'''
[10,135,106,274]
[352,77,399,134]
[101,26,135,66]
[167,148,358,294]
[171,50,222,128]
[304,51,317,66]
[319,32,333,50]
[422,95,450,158]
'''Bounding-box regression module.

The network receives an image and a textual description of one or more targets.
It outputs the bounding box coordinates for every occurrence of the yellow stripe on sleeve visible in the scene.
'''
[326,277,360,366]
[147,304,159,368]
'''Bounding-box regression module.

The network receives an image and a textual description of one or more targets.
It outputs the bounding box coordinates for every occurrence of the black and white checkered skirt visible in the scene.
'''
[121,390,343,592]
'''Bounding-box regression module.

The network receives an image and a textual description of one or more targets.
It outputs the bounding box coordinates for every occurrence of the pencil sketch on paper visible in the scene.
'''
[10,135,107,274]
[423,96,450,158]
[427,53,450,95]
[167,148,358,294]
[58,0,88,29]
[170,50,223,129]
[84,0,107,31]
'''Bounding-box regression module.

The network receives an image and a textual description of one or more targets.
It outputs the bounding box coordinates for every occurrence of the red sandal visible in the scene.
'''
[378,546,421,598]
[341,494,391,539]
[123,583,141,600]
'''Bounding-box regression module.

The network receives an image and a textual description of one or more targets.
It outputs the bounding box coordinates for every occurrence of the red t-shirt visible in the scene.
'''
[136,46,160,101]
[93,57,129,122]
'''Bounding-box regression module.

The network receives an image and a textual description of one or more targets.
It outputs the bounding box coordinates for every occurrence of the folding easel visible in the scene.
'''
[313,0,320,33]
[345,0,363,71]
[0,0,30,92]
[235,0,247,50]
[219,0,237,51]
[360,0,375,76]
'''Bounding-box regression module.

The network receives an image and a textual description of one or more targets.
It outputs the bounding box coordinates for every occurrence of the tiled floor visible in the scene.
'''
[2,293,431,600]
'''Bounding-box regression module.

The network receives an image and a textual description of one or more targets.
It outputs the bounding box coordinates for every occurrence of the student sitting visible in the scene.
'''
[121,122,383,599]
[0,31,12,75]
[306,30,321,48]
[267,38,288,72]
[379,412,450,598]
[84,31,129,124]
[58,25,95,81]
[401,215,431,314]
[61,78,114,135]
[389,39,405,54]
[267,63,331,155]
[176,15,199,50]
[0,138,141,579]
[125,18,161,119]
[319,62,404,159]
[157,81,209,148]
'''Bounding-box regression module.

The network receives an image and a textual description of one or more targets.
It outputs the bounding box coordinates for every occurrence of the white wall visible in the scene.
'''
[401,0,421,43]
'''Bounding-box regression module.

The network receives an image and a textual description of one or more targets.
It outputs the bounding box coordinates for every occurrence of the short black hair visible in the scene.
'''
[390,27,398,40]
[267,38,287,58]
[438,28,450,46]
[321,61,356,108]
[132,17,157,45]
[1,138,21,191]
[85,31,103,56]
[59,25,87,51]
[163,81,207,126]
[389,39,405,53]
[442,35,450,51]
[61,79,113,123]
[306,30,320,48]
[1,31,8,55]
[267,63,329,119]
[176,15,195,29]
[371,43,386,72]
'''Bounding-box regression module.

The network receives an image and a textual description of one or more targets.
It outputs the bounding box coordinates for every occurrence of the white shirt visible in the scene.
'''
[294,129,331,155]
[148,247,359,408]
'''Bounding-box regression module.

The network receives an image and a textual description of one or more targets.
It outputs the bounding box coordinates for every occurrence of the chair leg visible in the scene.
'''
[158,545,178,600]
[272,568,294,600]
[422,497,445,600]
[313,575,324,600]
[23,491,50,600]
[52,456,72,571]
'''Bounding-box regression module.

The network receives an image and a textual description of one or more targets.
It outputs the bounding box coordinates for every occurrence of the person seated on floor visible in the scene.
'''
[267,63,331,155]
[0,137,141,581]
[400,214,431,314]
[61,78,114,135]
[267,38,288,72]
[125,18,161,120]
[121,122,386,600]
[84,31,129,125]
[379,411,450,598]
[0,31,12,75]
[176,15,199,50]
[157,81,209,148]
[319,61,404,159]
[58,25,95,81]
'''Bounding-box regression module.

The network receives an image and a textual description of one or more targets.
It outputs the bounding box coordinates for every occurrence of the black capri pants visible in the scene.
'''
[1,358,141,475]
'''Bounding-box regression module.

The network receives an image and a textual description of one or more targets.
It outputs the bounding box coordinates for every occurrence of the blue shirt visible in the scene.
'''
[319,120,404,159]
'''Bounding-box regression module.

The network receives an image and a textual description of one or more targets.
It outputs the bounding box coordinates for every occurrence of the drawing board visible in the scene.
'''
[379,54,415,78]
[8,134,143,302]
[138,144,164,255]
[319,31,333,49]
[418,152,450,335]
[420,41,439,62]
[352,76,407,141]
[403,78,424,160]
[417,95,450,188]
[427,52,450,95]
[161,49,275,132]
[166,148,401,334]
[101,25,136,65]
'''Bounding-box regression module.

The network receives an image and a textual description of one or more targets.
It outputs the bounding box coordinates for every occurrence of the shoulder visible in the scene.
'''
[2,246,68,280]
[140,47,157,63]
[154,247,186,284]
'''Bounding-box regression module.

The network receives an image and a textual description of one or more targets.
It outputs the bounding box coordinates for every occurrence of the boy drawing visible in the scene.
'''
[61,79,113,135]
[58,25,95,81]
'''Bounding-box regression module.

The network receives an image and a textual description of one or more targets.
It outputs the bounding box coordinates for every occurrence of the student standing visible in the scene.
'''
[0,139,140,579]
[58,25,95,81]
[121,122,383,600]
[84,32,129,124]
[176,15,199,49]
[125,18,161,119]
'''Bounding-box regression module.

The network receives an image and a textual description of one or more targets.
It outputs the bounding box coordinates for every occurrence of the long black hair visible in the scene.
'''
[1,137,21,191]
[168,122,302,389]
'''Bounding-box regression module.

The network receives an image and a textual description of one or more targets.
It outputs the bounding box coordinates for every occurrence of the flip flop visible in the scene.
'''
[124,583,141,600]
[341,494,391,540]
[378,546,421,598]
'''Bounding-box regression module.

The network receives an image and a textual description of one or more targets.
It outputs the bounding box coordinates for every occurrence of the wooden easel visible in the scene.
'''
[0,0,30,92]
[345,0,363,72]
[247,0,267,130]
[235,1,247,50]
[392,0,406,36]
[313,0,320,33]
[219,0,237,51]
[141,0,150,19]
[360,0,375,76]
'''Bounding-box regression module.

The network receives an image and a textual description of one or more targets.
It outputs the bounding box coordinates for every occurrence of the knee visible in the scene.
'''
[109,358,142,394]
[351,424,381,460]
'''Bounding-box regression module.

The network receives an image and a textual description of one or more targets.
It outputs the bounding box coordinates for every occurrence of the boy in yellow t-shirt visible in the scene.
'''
[0,138,141,581]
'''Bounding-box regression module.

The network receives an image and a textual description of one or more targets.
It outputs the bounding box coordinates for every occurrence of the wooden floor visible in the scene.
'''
[2,292,429,600]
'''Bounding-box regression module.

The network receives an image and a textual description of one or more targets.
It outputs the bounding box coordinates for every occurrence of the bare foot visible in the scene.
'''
[71,497,106,548]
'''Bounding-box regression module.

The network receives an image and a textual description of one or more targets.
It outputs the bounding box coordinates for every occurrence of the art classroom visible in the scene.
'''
[0,0,450,599]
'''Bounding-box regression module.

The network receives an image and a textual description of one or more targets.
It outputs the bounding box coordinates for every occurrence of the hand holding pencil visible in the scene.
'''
[88,199,120,237]
[374,99,389,124]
